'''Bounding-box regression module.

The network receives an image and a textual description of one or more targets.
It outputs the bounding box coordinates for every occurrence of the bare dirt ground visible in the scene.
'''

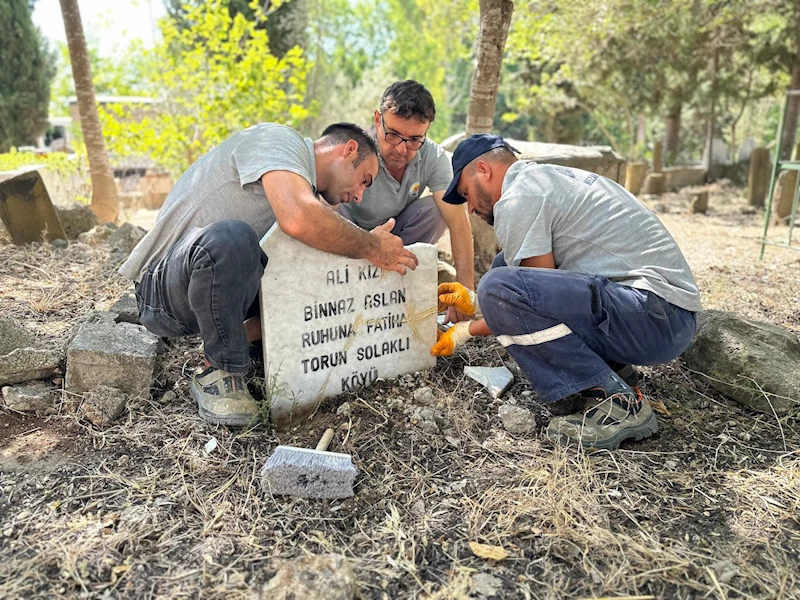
[0,182,798,600]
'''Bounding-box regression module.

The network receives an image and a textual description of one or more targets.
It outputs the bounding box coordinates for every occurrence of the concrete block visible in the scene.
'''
[690,191,709,214]
[2,381,54,412]
[66,321,159,399]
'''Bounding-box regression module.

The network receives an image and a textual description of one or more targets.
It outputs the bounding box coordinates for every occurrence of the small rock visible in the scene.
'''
[498,404,536,434]
[81,385,129,427]
[108,223,147,254]
[204,437,218,455]
[421,420,440,434]
[411,500,426,517]
[464,366,514,398]
[50,238,68,250]
[413,386,436,405]
[77,223,117,245]
[471,572,503,598]
[56,204,98,239]
[445,435,462,448]
[336,401,352,416]
[16,510,32,521]
[160,390,177,404]
[1,381,54,412]
[710,559,738,585]
[521,390,533,397]
[256,554,356,600]
[110,293,140,325]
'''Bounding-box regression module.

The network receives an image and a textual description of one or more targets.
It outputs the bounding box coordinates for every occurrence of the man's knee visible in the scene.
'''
[477,267,516,315]
[198,220,263,268]
[490,251,507,270]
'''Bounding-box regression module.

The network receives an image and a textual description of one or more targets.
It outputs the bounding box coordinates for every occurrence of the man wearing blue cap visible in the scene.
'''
[432,134,701,450]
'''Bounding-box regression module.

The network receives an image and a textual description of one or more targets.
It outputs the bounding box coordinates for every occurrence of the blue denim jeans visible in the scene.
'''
[478,252,697,403]
[134,220,267,374]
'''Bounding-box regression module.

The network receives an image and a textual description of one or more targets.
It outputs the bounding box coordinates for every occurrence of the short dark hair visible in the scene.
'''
[320,122,379,166]
[379,80,436,123]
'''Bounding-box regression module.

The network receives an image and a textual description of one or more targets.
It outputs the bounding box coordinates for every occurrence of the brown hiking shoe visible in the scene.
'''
[190,367,259,426]
[546,372,657,450]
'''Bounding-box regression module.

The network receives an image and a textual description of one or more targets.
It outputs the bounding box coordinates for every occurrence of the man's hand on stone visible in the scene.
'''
[431,321,473,357]
[368,219,418,275]
[437,282,478,316]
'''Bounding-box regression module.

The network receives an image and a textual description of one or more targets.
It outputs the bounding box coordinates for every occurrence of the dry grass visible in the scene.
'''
[1,182,799,599]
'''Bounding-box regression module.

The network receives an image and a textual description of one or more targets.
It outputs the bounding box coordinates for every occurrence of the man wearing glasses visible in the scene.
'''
[339,80,475,318]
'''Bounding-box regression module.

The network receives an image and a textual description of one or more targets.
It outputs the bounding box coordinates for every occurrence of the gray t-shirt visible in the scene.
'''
[494,161,702,312]
[339,137,452,230]
[119,123,316,282]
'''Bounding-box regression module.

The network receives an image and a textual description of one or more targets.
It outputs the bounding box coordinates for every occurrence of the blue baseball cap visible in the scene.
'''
[442,134,520,204]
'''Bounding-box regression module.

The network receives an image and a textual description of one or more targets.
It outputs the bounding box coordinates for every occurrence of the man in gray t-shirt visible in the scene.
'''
[433,134,700,451]
[119,123,418,426]
[338,81,475,315]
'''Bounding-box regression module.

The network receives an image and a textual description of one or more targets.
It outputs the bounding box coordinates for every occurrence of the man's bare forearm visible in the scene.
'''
[286,199,377,260]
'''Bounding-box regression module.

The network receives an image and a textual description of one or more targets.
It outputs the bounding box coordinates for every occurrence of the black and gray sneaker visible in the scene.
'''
[190,367,259,426]
[546,371,658,450]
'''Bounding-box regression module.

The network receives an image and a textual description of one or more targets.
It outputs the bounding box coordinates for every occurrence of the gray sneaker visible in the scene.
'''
[546,372,658,450]
[190,367,259,426]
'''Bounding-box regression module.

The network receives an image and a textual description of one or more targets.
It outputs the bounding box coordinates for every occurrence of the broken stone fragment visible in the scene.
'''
[498,404,537,434]
[80,385,129,426]
[255,554,356,600]
[1,381,54,412]
[464,366,514,398]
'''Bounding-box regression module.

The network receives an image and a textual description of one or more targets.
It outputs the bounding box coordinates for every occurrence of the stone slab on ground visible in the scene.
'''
[682,310,800,415]
[80,385,129,426]
[255,554,356,600]
[259,225,437,427]
[1,381,54,412]
[664,166,707,189]
[0,318,36,354]
[66,320,159,399]
[464,365,514,398]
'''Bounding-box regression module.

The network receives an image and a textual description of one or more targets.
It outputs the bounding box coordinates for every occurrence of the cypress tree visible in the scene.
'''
[0,0,56,152]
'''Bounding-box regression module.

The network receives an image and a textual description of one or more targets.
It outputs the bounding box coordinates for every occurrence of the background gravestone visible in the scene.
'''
[259,226,437,427]
[0,170,67,245]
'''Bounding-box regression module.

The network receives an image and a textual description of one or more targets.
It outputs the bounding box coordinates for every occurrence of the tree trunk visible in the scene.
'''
[664,102,681,165]
[466,0,514,275]
[466,0,514,134]
[702,38,719,182]
[779,56,800,161]
[59,0,119,224]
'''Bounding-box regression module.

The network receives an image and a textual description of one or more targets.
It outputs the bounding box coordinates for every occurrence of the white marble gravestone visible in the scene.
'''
[259,225,437,426]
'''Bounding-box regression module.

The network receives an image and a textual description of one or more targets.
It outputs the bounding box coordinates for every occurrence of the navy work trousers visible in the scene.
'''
[478,253,697,404]
[134,220,267,374]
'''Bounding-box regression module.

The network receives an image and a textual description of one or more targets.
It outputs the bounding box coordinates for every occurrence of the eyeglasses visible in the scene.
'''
[379,113,426,150]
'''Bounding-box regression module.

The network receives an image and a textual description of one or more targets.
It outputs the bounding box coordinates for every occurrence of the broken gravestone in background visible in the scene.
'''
[0,170,67,245]
[682,310,800,415]
[259,225,437,427]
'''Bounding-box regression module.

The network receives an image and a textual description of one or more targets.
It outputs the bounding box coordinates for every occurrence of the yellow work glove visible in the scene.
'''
[431,321,473,357]
[437,282,479,316]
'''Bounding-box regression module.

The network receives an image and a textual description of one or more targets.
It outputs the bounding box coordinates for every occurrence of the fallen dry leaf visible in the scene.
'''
[650,398,670,416]
[469,541,509,561]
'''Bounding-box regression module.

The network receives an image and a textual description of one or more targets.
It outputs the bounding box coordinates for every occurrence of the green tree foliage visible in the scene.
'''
[164,0,308,58]
[100,0,312,175]
[504,0,784,159]
[0,0,56,151]
[50,39,146,116]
